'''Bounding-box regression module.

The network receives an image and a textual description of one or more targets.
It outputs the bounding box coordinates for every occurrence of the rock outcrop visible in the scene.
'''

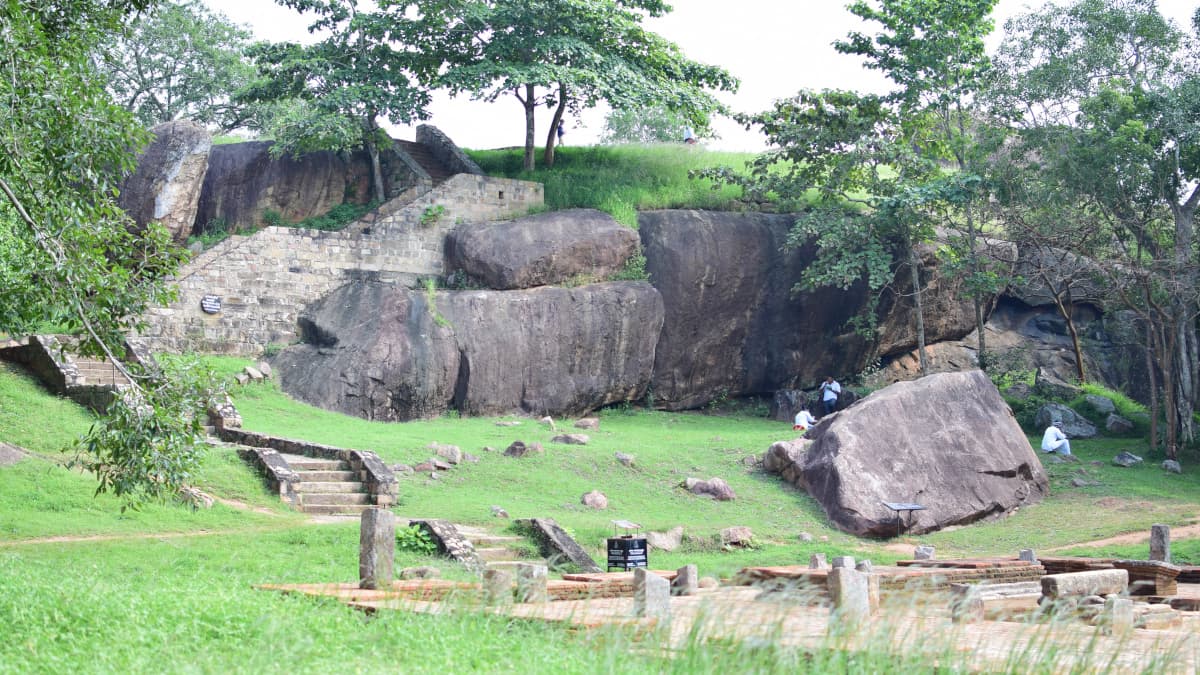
[274,280,664,420]
[765,370,1048,537]
[446,208,639,289]
[118,120,212,242]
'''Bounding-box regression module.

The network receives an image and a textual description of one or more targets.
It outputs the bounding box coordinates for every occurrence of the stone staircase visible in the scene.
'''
[280,453,374,516]
[456,524,541,571]
[397,140,455,185]
[71,355,132,387]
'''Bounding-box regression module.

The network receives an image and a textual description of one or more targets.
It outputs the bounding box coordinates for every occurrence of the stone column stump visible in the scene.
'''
[359,507,396,590]
[515,563,549,603]
[634,568,671,620]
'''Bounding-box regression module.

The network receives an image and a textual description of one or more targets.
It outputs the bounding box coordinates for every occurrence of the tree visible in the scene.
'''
[600,104,703,145]
[988,0,1200,460]
[424,0,737,170]
[95,0,257,131]
[1,0,212,508]
[244,0,436,201]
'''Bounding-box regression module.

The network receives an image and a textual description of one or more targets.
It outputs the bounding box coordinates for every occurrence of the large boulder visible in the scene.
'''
[274,280,664,420]
[1034,403,1098,439]
[446,209,639,289]
[118,120,212,242]
[787,370,1048,537]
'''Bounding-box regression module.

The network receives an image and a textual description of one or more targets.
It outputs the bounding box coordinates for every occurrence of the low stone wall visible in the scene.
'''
[138,174,543,355]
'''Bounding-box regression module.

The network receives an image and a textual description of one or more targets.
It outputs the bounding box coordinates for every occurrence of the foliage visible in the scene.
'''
[75,356,223,510]
[601,104,702,145]
[293,201,378,231]
[419,204,446,228]
[608,252,648,282]
[468,144,750,227]
[396,524,438,555]
[94,0,257,131]
[260,209,283,227]
[422,0,737,169]
[187,217,234,249]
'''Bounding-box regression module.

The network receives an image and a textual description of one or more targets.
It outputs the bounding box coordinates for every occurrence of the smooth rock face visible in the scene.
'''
[118,120,212,242]
[1106,414,1134,434]
[445,209,639,290]
[1034,403,1098,439]
[275,281,663,420]
[796,371,1049,537]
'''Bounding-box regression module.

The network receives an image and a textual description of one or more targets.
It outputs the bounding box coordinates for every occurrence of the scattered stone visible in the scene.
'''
[515,563,549,603]
[581,490,608,510]
[1150,524,1171,563]
[914,545,936,560]
[431,459,453,471]
[831,556,856,569]
[809,553,828,570]
[463,453,480,463]
[1104,597,1134,637]
[1106,414,1135,434]
[1041,569,1129,600]
[504,440,544,458]
[720,526,754,547]
[551,433,589,445]
[1112,451,1143,468]
[482,568,513,605]
[427,472,439,481]
[413,461,435,472]
[1019,549,1038,564]
[244,366,265,381]
[430,443,462,465]
[1071,477,1099,488]
[256,361,272,378]
[672,564,699,596]
[1085,394,1115,415]
[234,373,249,386]
[684,477,737,501]
[177,486,214,509]
[855,560,873,574]
[762,439,808,476]
[495,421,521,427]
[614,452,635,467]
[1162,460,1183,474]
[0,442,27,466]
[633,568,671,619]
[399,566,440,580]
[646,526,684,552]
[359,508,395,590]
[742,455,760,468]
[798,532,814,543]
[490,505,510,518]
[539,416,556,430]
[827,567,870,625]
[391,464,414,475]
[698,576,719,589]
[574,417,599,430]
[482,446,496,453]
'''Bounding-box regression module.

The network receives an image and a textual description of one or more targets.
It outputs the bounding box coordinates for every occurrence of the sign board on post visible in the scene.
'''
[200,295,222,314]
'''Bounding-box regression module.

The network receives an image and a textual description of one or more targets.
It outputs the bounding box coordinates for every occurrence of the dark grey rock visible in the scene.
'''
[672,564,699,596]
[1162,460,1182,475]
[119,120,211,242]
[914,546,936,560]
[831,556,856,569]
[1150,524,1171,563]
[517,517,602,573]
[684,477,736,501]
[504,441,543,458]
[1085,394,1116,415]
[809,553,827,569]
[446,209,639,290]
[1106,414,1135,434]
[1034,403,1098,439]
[1113,451,1143,468]
[551,433,589,445]
[399,566,440,580]
[798,532,814,543]
[614,452,635,467]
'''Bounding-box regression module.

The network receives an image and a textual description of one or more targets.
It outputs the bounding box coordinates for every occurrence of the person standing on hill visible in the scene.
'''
[819,376,841,416]
[556,120,565,146]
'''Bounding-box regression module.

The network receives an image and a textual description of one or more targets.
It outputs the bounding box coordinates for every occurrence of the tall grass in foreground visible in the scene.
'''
[467,144,753,226]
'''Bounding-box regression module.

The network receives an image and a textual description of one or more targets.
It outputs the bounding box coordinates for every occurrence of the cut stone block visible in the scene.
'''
[1105,597,1134,637]
[672,564,698,596]
[809,553,827,570]
[827,567,870,625]
[1151,524,1171,563]
[359,508,395,590]
[482,569,513,606]
[831,556,855,569]
[515,563,549,603]
[1041,569,1129,600]
[634,568,671,620]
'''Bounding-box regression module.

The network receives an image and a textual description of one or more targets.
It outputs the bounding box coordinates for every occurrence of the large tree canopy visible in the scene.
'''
[95,0,256,131]
[420,0,737,170]
[0,0,210,508]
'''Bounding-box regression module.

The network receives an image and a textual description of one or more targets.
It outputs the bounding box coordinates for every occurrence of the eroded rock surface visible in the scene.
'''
[118,120,212,241]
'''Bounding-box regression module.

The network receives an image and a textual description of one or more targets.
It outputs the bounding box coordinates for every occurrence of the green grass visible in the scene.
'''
[468,144,754,227]
[1056,538,1200,564]
[0,362,95,456]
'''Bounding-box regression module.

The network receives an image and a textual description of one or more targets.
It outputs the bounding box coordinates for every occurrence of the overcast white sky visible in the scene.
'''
[202,0,1198,152]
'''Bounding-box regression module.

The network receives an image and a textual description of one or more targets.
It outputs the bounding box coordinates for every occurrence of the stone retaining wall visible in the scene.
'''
[138,174,543,355]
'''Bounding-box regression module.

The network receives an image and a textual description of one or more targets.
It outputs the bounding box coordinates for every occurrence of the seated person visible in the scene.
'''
[1041,423,1071,455]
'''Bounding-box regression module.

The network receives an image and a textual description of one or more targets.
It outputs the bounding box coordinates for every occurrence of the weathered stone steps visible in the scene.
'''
[299,492,372,506]
[294,481,367,494]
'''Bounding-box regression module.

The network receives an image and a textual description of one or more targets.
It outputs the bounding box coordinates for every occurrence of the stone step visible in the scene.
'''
[294,481,367,494]
[296,470,358,482]
[469,535,527,547]
[288,459,347,471]
[483,561,541,572]
[299,492,373,506]
[475,547,527,562]
[301,503,375,516]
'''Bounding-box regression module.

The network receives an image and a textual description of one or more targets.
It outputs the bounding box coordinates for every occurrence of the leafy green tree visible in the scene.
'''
[988,0,1200,458]
[0,0,211,509]
[95,0,256,131]
[601,104,703,145]
[424,0,736,170]
[244,0,436,201]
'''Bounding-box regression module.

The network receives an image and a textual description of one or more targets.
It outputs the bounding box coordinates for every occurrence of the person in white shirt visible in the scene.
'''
[1041,423,1071,455]
[793,407,816,432]
[819,376,841,416]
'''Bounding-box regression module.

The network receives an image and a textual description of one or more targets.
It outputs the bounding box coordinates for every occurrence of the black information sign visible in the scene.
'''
[200,295,222,314]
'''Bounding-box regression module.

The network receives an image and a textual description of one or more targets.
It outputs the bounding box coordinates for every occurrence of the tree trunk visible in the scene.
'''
[364,122,385,203]
[965,200,988,369]
[909,244,927,374]
[522,83,536,172]
[543,82,567,168]
[1050,292,1086,383]
[1146,322,1160,451]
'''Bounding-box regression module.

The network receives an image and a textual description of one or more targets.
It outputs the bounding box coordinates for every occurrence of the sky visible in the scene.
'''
[202,0,1199,152]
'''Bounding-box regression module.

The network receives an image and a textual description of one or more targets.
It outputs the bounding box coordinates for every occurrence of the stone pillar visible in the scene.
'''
[831,556,855,569]
[827,567,870,627]
[515,563,549,603]
[1019,549,1037,563]
[482,568,514,606]
[1150,524,1171,563]
[672,564,698,596]
[634,568,671,620]
[914,545,935,560]
[809,553,827,569]
[359,507,396,590]
[1104,596,1134,637]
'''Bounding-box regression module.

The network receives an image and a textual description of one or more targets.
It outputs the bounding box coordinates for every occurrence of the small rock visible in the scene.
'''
[1113,451,1143,468]
[463,453,480,463]
[504,441,544,458]
[255,361,272,378]
[482,446,496,453]
[234,373,249,386]
[495,420,521,427]
[741,455,759,468]
[1106,414,1135,434]
[539,416,556,430]
[914,545,936,560]
[413,461,435,472]
[490,505,510,518]
[391,464,414,474]
[615,452,635,467]
[428,472,439,481]
[399,566,440,580]
[646,526,684,552]
[809,553,827,569]
[244,366,264,381]
[551,433,589,445]
[177,486,214,509]
[1162,459,1183,474]
[798,532,814,543]
[430,443,463,465]
[574,417,599,430]
[684,477,736,501]
[1071,477,1098,488]
[698,577,719,589]
[720,526,754,547]
[581,490,608,510]
[1085,394,1116,415]
[431,459,453,471]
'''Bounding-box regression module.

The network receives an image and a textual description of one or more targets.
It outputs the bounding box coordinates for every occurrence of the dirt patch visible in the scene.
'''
[1044,520,1200,552]
[0,442,27,466]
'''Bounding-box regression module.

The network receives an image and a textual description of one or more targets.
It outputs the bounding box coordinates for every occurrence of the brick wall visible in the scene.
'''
[138,174,544,355]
